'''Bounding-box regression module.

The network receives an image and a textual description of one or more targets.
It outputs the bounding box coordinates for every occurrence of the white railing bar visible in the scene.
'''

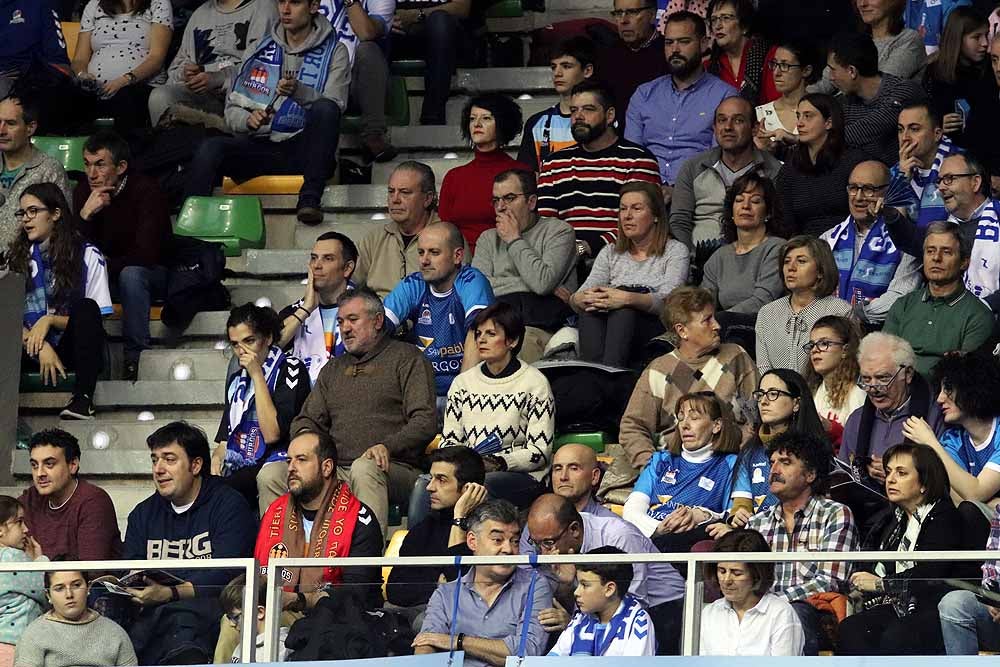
[0,558,257,571]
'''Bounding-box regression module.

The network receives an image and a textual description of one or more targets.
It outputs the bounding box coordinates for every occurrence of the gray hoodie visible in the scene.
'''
[224,13,350,139]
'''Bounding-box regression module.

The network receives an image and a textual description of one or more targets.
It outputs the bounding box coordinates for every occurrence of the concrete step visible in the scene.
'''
[22,411,224,432]
[137,349,231,382]
[240,249,310,277]
[14,418,221,458]
[104,310,229,340]
[401,66,553,94]
[95,380,223,408]
[405,94,557,128]
[293,218,388,249]
[228,282,302,309]
[370,152,519,188]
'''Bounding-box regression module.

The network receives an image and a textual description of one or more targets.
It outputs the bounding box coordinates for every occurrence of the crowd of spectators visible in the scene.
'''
[4,0,1000,663]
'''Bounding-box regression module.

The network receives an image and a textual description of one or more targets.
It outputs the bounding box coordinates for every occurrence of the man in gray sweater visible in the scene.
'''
[291,287,437,537]
[473,169,578,360]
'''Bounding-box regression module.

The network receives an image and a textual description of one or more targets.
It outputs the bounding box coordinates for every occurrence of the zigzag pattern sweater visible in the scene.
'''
[442,362,555,480]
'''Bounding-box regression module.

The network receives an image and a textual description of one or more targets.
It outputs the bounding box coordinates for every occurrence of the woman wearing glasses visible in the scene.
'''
[622,392,742,552]
[774,93,867,236]
[804,316,867,453]
[717,368,828,530]
[572,181,688,369]
[754,41,818,153]
[213,302,311,515]
[755,236,852,374]
[704,0,779,105]
[4,183,112,421]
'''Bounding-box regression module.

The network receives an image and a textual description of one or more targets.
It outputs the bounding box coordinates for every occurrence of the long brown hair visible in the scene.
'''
[804,315,863,410]
[614,181,670,256]
[666,392,742,456]
[98,0,152,15]
[930,7,989,84]
[4,183,84,311]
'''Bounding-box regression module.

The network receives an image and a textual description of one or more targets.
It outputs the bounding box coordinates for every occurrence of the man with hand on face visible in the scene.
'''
[415,499,553,667]
[884,223,993,376]
[839,332,943,492]
[473,169,577,358]
[536,80,661,257]
[20,428,121,561]
[386,447,487,622]
[291,288,437,538]
[713,431,858,656]
[625,11,738,198]
[73,131,173,383]
[888,102,962,229]
[524,494,685,654]
[123,422,257,665]
[277,232,358,384]
[384,222,495,402]
[819,160,922,326]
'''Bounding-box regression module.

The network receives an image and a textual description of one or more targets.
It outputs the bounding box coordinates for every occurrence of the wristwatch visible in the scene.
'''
[124,72,137,85]
[452,516,469,531]
[344,0,356,8]
[416,8,426,21]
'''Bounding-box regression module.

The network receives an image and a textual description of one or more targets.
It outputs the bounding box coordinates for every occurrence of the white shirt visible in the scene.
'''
[699,592,805,656]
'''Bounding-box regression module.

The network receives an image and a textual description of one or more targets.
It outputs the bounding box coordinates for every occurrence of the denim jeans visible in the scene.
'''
[939,590,1000,654]
[184,98,342,207]
[116,265,168,364]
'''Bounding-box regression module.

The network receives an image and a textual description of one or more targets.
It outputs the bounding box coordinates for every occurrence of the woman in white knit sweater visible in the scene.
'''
[409,303,555,525]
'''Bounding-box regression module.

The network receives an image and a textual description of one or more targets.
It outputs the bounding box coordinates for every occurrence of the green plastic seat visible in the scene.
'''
[486,0,524,17]
[174,196,265,257]
[342,75,410,133]
[553,432,608,453]
[31,136,88,174]
[390,59,426,77]
[20,371,77,393]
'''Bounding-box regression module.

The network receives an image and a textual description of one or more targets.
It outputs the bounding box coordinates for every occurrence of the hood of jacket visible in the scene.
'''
[270,13,334,54]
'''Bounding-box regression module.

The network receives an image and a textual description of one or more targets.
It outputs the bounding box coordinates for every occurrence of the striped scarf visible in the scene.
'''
[821,216,902,305]
[952,199,1000,302]
[887,135,961,229]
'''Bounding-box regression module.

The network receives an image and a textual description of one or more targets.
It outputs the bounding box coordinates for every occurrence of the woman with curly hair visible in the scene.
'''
[438,93,524,254]
[700,171,788,352]
[804,315,867,452]
[5,183,111,420]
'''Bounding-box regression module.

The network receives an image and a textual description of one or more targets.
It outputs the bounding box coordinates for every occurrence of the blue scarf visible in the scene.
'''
[566,595,647,656]
[887,135,962,230]
[230,32,335,139]
[822,216,901,305]
[23,242,85,345]
[957,199,1000,302]
[224,345,286,471]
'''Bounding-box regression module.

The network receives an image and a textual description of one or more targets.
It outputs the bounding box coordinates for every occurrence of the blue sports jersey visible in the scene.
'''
[383,265,494,396]
[941,418,1000,477]
[633,450,736,520]
[0,0,70,75]
[731,445,779,515]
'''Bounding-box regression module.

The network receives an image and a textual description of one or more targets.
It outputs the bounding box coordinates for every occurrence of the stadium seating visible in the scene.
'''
[31,136,87,175]
[174,196,266,257]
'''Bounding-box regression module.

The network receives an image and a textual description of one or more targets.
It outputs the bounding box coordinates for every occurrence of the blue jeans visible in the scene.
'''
[184,98,342,207]
[939,590,1000,654]
[407,470,545,527]
[116,265,168,364]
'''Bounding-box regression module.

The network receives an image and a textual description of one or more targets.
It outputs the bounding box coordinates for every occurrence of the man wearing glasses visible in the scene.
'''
[472,169,577,361]
[593,0,668,132]
[819,160,921,326]
[524,494,685,654]
[884,152,1000,313]
[839,331,943,492]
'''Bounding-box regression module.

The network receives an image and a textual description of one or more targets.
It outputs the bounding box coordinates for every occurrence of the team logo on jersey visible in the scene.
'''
[448,313,456,325]
[752,466,766,484]
[660,469,678,485]
[754,494,768,509]
[418,308,432,325]
[417,336,435,354]
[10,10,24,24]
[269,542,289,560]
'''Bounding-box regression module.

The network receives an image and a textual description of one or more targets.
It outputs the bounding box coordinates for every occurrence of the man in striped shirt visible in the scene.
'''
[536,80,661,257]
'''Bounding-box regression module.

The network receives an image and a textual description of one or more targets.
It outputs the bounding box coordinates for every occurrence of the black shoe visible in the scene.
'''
[361,136,399,164]
[60,394,95,420]
[296,206,324,225]
[123,361,139,383]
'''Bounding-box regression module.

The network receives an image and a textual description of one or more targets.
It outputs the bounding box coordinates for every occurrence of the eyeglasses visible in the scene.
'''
[610,6,653,18]
[708,13,737,25]
[846,183,889,198]
[802,339,847,353]
[527,524,570,551]
[14,206,49,221]
[856,365,907,392]
[933,172,978,187]
[752,388,795,402]
[767,60,803,72]
[491,193,527,208]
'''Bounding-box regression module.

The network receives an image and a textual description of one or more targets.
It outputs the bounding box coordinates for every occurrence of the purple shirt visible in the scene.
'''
[624,71,738,184]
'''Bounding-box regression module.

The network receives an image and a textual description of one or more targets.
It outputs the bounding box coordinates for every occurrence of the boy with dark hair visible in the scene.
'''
[517,36,596,171]
[219,574,289,662]
[549,545,656,656]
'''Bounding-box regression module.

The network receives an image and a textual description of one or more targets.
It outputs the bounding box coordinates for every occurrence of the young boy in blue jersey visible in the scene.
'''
[903,349,1000,505]
[549,545,656,657]
[383,221,494,404]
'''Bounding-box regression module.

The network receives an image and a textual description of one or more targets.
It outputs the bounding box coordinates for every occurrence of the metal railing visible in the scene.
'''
[264,550,999,661]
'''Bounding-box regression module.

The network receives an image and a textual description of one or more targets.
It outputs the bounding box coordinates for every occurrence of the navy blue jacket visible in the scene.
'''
[0,0,69,76]
[124,475,257,595]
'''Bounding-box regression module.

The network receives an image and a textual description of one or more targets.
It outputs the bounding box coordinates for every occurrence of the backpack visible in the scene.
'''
[161,236,230,330]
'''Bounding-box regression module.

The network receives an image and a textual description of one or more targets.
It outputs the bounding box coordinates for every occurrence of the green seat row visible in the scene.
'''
[174,196,265,257]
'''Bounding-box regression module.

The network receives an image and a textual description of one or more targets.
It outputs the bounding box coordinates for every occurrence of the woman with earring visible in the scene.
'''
[704,0,779,105]
[4,183,112,421]
[804,316,867,453]
[438,93,524,255]
[755,236,853,374]
[838,443,961,656]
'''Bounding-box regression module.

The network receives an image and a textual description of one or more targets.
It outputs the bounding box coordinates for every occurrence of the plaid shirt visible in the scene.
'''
[746,495,859,602]
[983,506,1000,586]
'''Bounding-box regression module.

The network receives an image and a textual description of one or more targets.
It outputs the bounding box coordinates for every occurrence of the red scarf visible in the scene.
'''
[255,481,361,591]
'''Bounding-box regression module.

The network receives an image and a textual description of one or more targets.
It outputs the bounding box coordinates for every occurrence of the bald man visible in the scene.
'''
[384,221,496,399]
[550,444,617,517]
[523,494,685,654]
[819,160,922,325]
